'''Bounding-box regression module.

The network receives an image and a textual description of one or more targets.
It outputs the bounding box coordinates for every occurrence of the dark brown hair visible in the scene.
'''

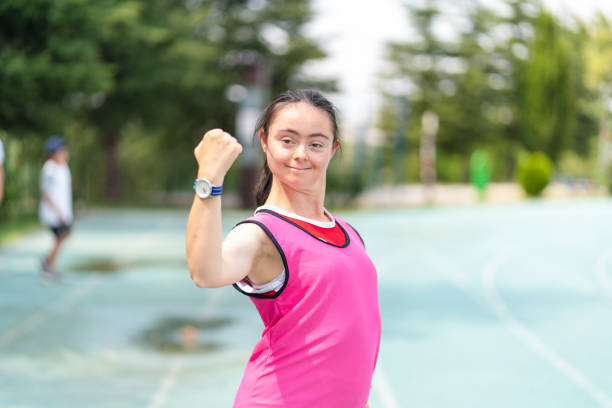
[253,89,340,206]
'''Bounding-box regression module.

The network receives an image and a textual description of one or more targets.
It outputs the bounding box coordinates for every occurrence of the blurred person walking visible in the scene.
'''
[39,136,72,280]
[186,89,380,407]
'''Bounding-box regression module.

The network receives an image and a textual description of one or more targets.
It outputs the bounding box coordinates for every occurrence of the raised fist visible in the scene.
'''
[194,129,243,184]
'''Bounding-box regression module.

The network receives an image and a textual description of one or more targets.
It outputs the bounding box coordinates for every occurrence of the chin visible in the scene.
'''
[282,174,317,190]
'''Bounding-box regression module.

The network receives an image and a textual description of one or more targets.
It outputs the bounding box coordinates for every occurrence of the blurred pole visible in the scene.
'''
[353,123,368,193]
[420,111,438,204]
[232,52,270,208]
[393,96,410,183]
[383,96,410,186]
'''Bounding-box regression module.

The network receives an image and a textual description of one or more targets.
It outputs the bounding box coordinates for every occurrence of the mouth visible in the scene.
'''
[287,166,311,171]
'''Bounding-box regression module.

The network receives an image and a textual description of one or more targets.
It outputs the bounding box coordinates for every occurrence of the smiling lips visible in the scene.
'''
[287,166,311,171]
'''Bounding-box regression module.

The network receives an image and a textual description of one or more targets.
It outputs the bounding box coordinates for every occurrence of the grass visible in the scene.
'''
[0,214,39,243]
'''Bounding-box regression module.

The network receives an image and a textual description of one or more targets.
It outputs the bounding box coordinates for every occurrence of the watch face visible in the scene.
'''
[196,179,212,198]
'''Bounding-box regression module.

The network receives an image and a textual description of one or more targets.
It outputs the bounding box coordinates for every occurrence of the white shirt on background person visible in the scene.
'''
[39,159,73,227]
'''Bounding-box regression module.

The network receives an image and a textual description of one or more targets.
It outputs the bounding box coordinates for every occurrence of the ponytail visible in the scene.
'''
[255,162,273,206]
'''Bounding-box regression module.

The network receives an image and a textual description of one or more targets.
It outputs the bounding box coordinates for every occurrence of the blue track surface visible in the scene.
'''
[1,199,611,407]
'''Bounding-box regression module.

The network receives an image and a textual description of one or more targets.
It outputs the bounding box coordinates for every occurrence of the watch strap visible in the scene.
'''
[210,185,223,196]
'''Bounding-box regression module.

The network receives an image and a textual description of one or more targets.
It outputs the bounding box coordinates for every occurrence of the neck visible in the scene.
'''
[265,178,328,222]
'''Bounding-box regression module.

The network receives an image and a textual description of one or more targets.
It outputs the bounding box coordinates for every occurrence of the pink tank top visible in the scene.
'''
[232,209,381,407]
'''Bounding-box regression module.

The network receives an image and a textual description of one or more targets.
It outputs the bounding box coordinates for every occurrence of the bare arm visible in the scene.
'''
[185,128,250,288]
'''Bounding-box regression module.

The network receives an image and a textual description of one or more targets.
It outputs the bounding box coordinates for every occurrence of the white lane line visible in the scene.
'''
[147,358,183,408]
[372,363,400,408]
[596,248,612,297]
[0,278,101,348]
[145,288,226,408]
[483,251,612,408]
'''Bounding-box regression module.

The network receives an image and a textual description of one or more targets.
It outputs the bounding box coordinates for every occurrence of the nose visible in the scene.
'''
[292,143,308,161]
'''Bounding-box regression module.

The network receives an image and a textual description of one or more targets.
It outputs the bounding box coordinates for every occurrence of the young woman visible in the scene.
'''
[186,89,380,407]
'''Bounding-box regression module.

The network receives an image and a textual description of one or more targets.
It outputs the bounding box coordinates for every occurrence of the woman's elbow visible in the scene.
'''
[187,263,210,288]
[190,274,208,288]
[188,265,224,288]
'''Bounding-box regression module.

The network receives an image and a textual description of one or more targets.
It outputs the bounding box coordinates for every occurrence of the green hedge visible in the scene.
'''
[517,152,553,197]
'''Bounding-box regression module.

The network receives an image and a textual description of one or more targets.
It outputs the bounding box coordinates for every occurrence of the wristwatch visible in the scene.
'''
[193,178,223,199]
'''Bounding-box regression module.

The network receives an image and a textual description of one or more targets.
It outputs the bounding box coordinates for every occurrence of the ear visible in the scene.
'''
[330,140,340,158]
[259,129,268,153]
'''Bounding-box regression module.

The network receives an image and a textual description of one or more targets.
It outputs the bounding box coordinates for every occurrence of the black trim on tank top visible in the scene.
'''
[255,208,350,248]
[345,221,365,249]
[231,220,289,299]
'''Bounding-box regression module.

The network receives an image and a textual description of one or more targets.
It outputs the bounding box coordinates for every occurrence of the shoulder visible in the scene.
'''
[42,160,59,173]
[228,221,269,243]
[41,161,54,177]
[223,219,273,258]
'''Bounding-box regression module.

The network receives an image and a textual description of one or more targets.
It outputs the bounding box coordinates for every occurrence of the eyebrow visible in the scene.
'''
[278,128,331,140]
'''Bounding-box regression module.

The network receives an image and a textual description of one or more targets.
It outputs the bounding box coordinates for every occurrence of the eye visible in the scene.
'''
[281,138,293,145]
[311,142,325,149]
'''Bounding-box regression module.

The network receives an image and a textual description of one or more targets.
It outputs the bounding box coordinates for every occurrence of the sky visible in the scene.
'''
[304,0,612,136]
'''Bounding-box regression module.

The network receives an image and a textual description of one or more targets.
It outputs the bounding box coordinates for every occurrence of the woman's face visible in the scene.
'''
[261,102,338,194]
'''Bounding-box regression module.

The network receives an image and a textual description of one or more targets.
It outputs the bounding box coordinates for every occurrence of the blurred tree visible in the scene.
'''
[383,0,507,180]
[210,0,333,95]
[1,0,331,203]
[381,0,598,184]
[88,0,331,200]
[514,11,588,161]
[585,14,612,184]
[0,0,113,218]
[499,0,595,173]
[83,0,228,199]
[586,15,612,95]
[385,0,446,119]
[0,0,112,137]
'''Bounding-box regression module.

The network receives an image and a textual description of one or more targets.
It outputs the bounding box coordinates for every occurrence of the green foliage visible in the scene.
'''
[0,134,41,220]
[62,122,103,202]
[606,164,612,193]
[0,0,112,136]
[0,213,38,243]
[0,0,330,209]
[515,11,587,161]
[557,149,597,180]
[381,0,600,184]
[437,153,465,183]
[517,151,553,197]
[326,143,367,195]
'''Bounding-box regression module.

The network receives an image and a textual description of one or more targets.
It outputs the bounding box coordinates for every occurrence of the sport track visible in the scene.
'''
[1,199,611,407]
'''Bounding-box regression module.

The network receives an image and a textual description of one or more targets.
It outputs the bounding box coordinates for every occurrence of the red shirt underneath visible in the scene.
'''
[279,214,347,246]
